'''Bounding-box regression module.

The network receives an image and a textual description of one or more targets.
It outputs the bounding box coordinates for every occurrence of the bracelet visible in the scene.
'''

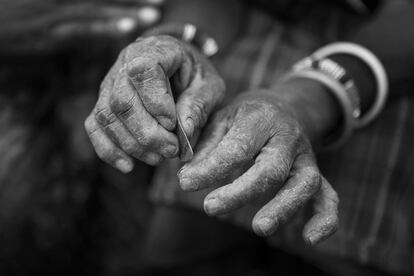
[293,57,361,119]
[312,42,388,128]
[142,23,219,57]
[284,70,355,150]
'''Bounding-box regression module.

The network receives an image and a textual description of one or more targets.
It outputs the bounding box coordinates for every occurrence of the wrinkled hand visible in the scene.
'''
[84,35,225,172]
[178,90,339,245]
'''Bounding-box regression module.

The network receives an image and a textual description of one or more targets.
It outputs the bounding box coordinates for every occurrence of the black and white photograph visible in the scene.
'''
[0,0,413,275]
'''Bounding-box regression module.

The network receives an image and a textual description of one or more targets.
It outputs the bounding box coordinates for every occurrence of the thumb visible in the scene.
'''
[176,70,225,142]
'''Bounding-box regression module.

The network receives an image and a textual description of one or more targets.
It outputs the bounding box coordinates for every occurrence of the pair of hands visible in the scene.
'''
[84,35,339,245]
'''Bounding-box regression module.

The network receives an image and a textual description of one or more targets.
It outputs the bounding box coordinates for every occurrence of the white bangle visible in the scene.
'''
[284,70,355,150]
[293,57,361,119]
[312,42,388,128]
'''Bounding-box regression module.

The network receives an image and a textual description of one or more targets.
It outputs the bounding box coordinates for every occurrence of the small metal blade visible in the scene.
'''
[177,118,194,162]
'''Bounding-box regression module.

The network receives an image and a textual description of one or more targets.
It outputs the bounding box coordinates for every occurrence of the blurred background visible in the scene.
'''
[0,1,163,275]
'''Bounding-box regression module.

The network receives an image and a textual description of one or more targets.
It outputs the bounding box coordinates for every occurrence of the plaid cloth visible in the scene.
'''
[150,4,414,275]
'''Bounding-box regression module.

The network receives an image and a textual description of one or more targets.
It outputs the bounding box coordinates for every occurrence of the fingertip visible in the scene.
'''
[304,230,323,246]
[115,158,134,173]
[252,217,278,237]
[303,215,339,246]
[177,175,198,192]
[177,166,199,191]
[203,197,223,216]
[161,143,179,158]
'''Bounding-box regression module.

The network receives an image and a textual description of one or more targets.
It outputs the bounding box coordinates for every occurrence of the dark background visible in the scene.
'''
[0,1,159,274]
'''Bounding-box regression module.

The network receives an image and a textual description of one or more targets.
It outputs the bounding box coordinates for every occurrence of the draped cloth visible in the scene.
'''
[150,4,414,275]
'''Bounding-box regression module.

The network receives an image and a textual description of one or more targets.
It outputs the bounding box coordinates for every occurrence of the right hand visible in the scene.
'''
[84,35,225,172]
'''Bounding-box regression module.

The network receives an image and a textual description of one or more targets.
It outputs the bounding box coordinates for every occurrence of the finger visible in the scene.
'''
[96,106,163,166]
[303,177,339,246]
[109,70,179,160]
[95,74,165,166]
[178,111,271,192]
[84,113,134,173]
[252,153,321,237]
[203,136,295,216]
[126,36,190,131]
[190,110,229,164]
[176,68,225,141]
[177,111,228,178]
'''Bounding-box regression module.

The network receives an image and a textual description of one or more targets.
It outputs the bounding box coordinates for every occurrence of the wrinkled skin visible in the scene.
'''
[85,36,339,245]
[178,91,339,245]
[84,35,225,172]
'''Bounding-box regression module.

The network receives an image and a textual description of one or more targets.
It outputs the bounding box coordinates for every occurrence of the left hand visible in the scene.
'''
[177,89,339,245]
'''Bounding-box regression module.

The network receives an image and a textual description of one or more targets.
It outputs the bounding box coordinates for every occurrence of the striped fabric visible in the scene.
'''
[150,5,414,275]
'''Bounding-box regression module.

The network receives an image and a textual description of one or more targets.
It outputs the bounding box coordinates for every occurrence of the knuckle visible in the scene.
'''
[94,106,117,127]
[231,141,252,162]
[136,127,156,148]
[188,97,208,126]
[261,148,291,182]
[240,101,274,124]
[269,160,291,184]
[127,59,157,82]
[109,93,135,118]
[303,167,322,190]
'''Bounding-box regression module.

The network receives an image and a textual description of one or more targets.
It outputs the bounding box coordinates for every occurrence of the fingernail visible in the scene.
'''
[254,217,277,237]
[115,159,133,173]
[306,231,320,246]
[162,144,178,158]
[157,116,175,131]
[204,198,224,215]
[184,118,194,139]
[178,175,197,191]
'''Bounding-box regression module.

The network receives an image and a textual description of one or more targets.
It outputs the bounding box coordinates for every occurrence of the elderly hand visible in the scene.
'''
[178,86,339,245]
[84,35,225,172]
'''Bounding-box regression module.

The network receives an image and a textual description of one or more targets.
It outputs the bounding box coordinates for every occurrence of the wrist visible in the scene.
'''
[274,78,341,145]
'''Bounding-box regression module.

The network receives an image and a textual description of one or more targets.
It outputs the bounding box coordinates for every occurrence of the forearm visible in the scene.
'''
[275,79,340,146]
[274,1,414,146]
[162,0,245,52]
[345,0,414,99]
